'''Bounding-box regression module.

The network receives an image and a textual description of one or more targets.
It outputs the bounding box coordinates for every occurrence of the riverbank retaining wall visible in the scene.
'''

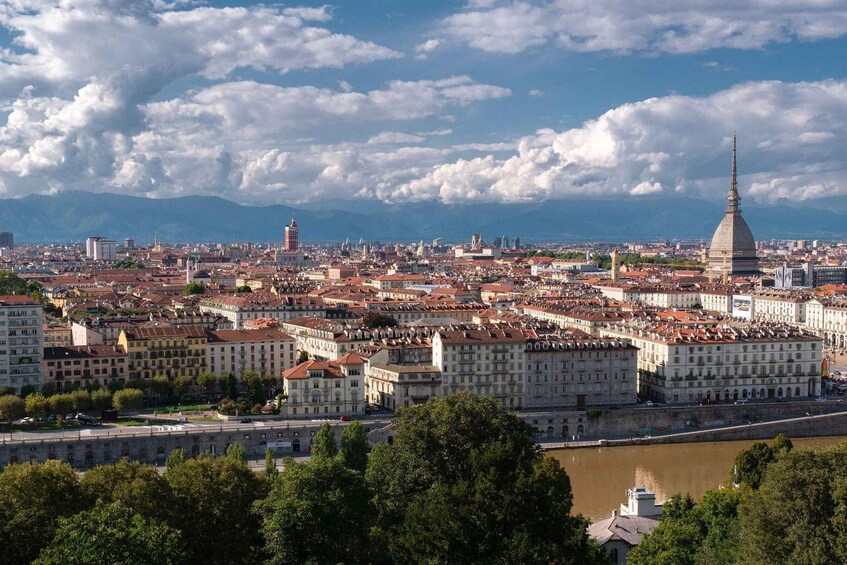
[520,400,847,441]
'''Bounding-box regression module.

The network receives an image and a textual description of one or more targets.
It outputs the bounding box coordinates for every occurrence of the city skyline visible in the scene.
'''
[0,1,845,207]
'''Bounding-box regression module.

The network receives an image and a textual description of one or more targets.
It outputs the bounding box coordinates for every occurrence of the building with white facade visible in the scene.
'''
[206,329,296,378]
[601,316,822,404]
[281,353,365,418]
[0,296,44,393]
[200,294,326,329]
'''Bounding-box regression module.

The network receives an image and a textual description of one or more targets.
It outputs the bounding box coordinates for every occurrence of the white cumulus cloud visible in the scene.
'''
[441,0,847,54]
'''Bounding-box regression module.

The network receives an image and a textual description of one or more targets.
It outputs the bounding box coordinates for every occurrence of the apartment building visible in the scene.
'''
[601,317,822,404]
[524,335,638,409]
[432,328,528,409]
[281,353,365,418]
[0,296,43,393]
[118,326,207,381]
[43,345,128,391]
[200,294,326,329]
[206,329,296,378]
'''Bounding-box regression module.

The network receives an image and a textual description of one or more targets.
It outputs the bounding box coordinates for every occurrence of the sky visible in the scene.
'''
[1,1,847,207]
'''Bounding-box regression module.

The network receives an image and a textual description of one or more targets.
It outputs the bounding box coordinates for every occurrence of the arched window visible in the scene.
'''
[610,547,619,564]
[795,386,801,397]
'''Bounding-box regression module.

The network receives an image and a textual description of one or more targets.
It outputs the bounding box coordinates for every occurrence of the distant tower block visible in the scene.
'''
[471,233,481,249]
[284,217,299,252]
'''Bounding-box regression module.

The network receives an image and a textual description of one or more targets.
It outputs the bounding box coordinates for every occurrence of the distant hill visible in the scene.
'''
[0,190,844,243]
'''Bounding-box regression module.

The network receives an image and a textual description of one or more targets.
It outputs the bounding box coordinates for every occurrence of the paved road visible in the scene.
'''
[0,417,395,444]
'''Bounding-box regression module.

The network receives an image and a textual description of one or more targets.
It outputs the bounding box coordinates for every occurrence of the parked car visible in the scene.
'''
[735,398,749,404]
[20,416,33,424]
[339,415,351,421]
[239,418,253,424]
[176,417,188,423]
[645,401,654,407]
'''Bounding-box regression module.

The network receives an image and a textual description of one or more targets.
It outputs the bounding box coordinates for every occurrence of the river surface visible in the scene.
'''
[549,436,847,521]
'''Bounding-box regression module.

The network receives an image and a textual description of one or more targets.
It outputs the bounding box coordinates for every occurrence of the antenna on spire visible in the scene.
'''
[731,131,737,194]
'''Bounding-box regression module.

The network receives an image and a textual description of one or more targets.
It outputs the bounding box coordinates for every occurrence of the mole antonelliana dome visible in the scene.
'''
[707,135,760,277]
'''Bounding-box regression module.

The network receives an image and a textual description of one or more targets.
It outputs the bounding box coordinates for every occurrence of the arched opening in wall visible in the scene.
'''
[610,547,619,564]
[546,426,554,439]
[562,425,569,438]
[760,388,766,399]
[66,455,75,465]
[156,447,166,462]
[733,389,739,400]
[387,436,394,445]
[786,387,792,398]
[85,451,95,465]
[576,425,584,437]
[138,448,148,462]
[191,444,200,457]
[777,388,783,398]
[742,389,748,399]
[121,450,130,461]
[795,387,801,397]
[292,438,301,453]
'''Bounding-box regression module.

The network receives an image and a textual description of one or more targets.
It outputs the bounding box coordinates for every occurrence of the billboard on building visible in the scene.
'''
[732,295,753,320]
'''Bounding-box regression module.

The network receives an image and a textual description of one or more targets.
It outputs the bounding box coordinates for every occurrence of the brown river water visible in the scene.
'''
[549,436,847,521]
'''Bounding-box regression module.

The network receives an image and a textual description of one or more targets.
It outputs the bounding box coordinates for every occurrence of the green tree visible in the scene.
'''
[150,375,171,404]
[113,258,146,269]
[91,389,113,411]
[340,421,368,473]
[25,392,50,418]
[224,372,238,399]
[113,388,144,412]
[226,443,247,463]
[72,389,91,412]
[628,519,702,565]
[18,384,37,398]
[197,371,218,396]
[242,370,265,406]
[0,394,25,422]
[166,448,187,472]
[771,433,794,459]
[256,457,373,565]
[366,393,604,564]
[183,282,205,295]
[0,461,87,565]
[40,382,57,397]
[235,285,252,293]
[362,311,398,328]
[164,455,265,564]
[0,270,30,295]
[738,443,847,565]
[108,379,125,393]
[733,442,774,488]
[49,393,76,418]
[173,375,192,401]
[311,422,338,460]
[80,460,173,523]
[264,448,278,482]
[296,350,309,364]
[34,501,185,565]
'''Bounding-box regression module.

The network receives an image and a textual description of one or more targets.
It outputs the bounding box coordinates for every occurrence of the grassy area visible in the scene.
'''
[150,403,209,414]
[113,417,176,427]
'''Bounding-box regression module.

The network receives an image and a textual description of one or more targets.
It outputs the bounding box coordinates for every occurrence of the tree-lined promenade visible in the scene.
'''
[0,394,608,565]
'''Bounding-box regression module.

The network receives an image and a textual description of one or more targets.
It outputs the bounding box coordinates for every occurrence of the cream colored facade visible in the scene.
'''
[432,329,526,409]
[601,322,822,404]
[367,364,442,410]
[207,329,296,378]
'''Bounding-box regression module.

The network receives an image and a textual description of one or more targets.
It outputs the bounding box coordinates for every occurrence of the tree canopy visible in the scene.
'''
[34,501,184,565]
[362,311,398,328]
[366,393,605,564]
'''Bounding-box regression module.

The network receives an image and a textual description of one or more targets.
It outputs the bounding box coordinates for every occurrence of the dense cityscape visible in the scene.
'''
[4,0,847,563]
[0,141,844,563]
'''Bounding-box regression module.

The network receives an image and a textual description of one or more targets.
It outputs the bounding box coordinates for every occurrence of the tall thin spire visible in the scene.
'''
[726,132,740,214]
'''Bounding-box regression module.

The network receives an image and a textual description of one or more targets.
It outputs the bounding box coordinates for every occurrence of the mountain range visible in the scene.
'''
[0,190,845,244]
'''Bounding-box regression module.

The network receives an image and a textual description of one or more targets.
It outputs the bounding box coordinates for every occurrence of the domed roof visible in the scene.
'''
[709,212,756,255]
